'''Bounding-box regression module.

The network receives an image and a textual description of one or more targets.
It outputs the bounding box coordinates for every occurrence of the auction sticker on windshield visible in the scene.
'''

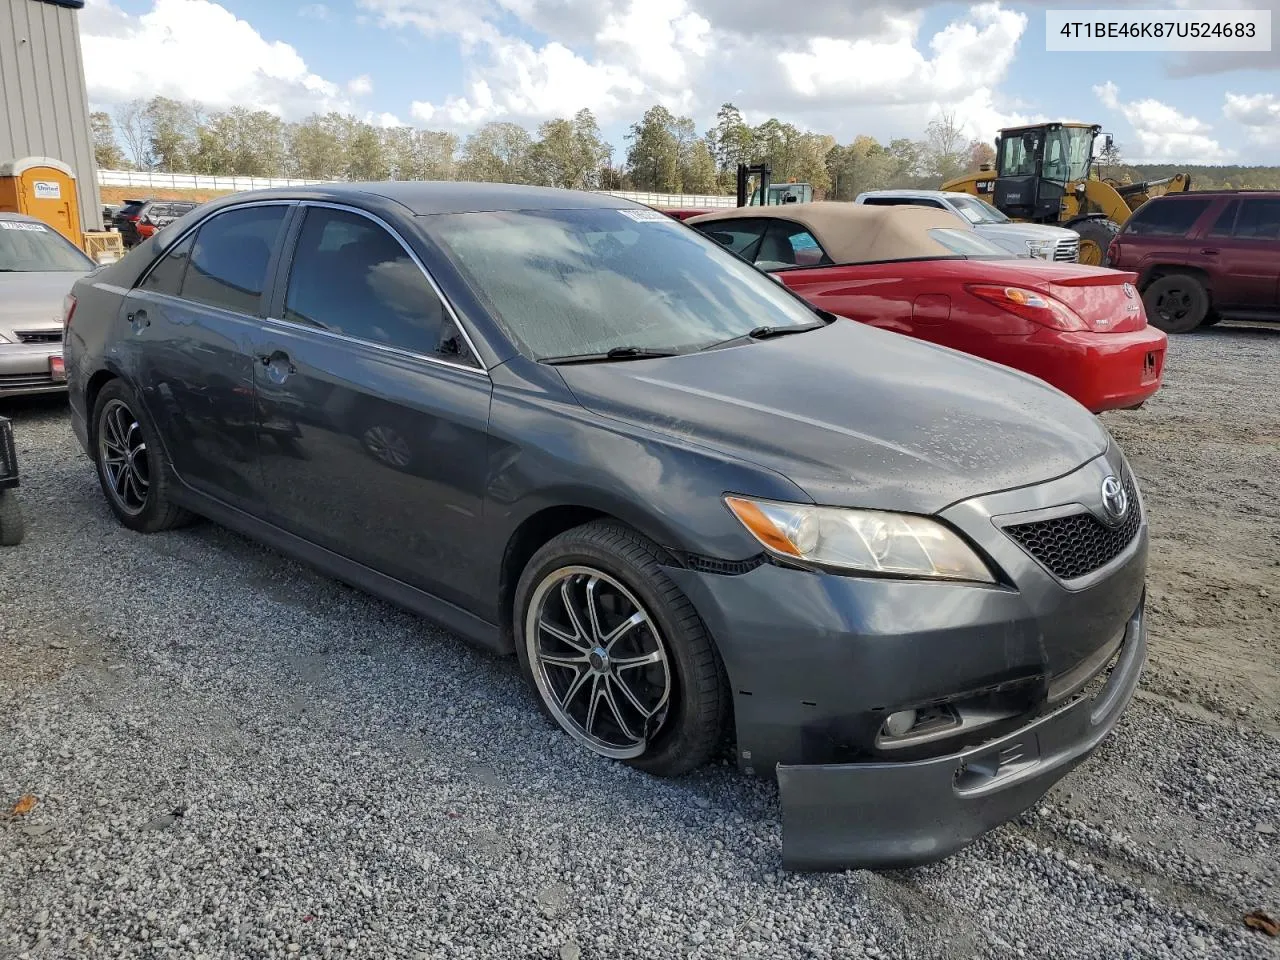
[618,209,673,222]
[0,221,48,232]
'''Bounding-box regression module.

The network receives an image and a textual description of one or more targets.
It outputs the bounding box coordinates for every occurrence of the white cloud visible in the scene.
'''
[1224,92,1280,145]
[82,0,350,116]
[348,74,374,97]
[298,3,330,19]
[369,111,405,128]
[1093,81,1232,163]
[778,4,1026,106]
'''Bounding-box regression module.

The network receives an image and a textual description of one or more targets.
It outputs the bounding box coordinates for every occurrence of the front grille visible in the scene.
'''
[1053,238,1080,262]
[1004,473,1141,580]
[15,330,62,344]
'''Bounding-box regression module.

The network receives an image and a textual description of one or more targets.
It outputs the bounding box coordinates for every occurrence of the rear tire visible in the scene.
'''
[1072,218,1121,266]
[514,520,728,777]
[1143,274,1209,334]
[91,380,193,533]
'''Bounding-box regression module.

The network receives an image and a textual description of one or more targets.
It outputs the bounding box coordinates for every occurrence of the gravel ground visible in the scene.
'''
[2,324,1279,960]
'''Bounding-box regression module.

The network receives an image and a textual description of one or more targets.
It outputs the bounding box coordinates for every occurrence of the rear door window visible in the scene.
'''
[1232,198,1280,240]
[1206,201,1238,238]
[140,233,195,295]
[180,205,288,315]
[1123,198,1212,237]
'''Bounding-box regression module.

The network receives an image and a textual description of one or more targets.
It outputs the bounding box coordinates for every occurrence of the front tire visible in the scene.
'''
[1072,218,1121,266]
[514,521,727,777]
[1143,274,1209,334]
[92,380,192,533]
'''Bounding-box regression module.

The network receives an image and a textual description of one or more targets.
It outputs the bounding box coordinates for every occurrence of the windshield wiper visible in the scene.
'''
[700,321,826,352]
[542,346,681,365]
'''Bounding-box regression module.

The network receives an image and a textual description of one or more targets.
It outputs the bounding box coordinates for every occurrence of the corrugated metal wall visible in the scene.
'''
[0,0,102,231]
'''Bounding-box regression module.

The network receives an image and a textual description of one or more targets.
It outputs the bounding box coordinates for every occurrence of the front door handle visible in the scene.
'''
[1200,248,1220,256]
[259,351,297,381]
[127,309,150,330]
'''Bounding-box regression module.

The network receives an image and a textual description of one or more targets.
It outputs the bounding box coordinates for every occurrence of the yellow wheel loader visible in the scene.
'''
[941,123,1192,266]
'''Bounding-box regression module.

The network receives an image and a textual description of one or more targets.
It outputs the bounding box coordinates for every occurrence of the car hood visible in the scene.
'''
[0,271,85,336]
[975,222,1078,249]
[556,321,1110,515]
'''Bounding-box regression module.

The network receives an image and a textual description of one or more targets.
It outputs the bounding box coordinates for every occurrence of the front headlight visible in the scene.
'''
[724,496,996,583]
[1026,239,1054,259]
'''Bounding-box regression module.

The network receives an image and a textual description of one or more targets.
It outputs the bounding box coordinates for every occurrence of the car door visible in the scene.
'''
[1209,197,1280,312]
[250,203,493,608]
[121,201,293,511]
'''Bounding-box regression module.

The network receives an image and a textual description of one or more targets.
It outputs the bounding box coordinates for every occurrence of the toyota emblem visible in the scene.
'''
[1122,283,1136,300]
[1101,475,1129,521]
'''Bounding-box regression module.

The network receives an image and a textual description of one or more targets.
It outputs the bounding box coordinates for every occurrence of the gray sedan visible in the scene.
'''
[0,212,96,396]
[64,183,1147,870]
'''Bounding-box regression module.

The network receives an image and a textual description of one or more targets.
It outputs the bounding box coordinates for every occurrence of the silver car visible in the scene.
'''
[855,189,1081,262]
[0,212,96,397]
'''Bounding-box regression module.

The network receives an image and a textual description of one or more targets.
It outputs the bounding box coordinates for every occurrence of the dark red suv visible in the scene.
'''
[1106,191,1280,333]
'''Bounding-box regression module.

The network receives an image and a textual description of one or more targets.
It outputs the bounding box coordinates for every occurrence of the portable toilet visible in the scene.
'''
[0,157,83,249]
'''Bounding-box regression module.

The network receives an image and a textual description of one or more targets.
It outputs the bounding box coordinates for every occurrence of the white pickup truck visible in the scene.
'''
[854,189,1081,263]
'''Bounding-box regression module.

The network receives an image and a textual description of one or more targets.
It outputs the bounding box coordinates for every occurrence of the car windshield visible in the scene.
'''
[950,195,1010,225]
[426,207,821,360]
[0,221,95,272]
[927,228,1015,258]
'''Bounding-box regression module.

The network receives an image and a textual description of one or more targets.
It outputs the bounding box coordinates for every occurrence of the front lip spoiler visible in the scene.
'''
[777,594,1146,871]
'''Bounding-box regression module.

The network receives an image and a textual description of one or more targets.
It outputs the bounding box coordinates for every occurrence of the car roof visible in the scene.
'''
[1148,189,1280,200]
[210,181,649,216]
[858,189,963,200]
[687,202,969,263]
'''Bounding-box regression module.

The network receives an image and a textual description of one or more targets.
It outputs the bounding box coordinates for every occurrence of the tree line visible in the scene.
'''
[91,98,1280,196]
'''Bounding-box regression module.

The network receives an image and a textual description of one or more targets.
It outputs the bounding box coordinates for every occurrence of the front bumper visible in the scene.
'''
[0,342,67,396]
[778,597,1145,870]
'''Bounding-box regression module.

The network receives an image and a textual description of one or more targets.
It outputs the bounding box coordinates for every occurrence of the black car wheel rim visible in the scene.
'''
[526,566,672,759]
[98,399,150,516]
[1156,289,1191,322]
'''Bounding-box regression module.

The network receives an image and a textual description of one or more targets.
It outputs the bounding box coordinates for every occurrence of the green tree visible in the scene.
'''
[344,119,389,180]
[527,110,609,189]
[625,105,682,192]
[458,122,533,183]
[143,97,199,172]
[827,135,893,200]
[90,112,126,169]
[287,114,349,179]
[680,139,718,193]
[708,102,754,177]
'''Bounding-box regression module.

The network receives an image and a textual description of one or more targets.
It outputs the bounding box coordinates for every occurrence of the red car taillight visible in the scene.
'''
[965,284,1087,332]
[62,294,77,338]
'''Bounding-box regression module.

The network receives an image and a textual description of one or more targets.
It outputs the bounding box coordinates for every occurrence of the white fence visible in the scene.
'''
[96,170,737,208]
[99,169,333,190]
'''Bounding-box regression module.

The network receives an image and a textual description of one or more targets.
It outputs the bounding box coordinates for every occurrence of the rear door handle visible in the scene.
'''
[127,308,150,328]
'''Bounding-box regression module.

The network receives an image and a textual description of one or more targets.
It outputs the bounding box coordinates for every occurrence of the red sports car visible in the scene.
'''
[687,204,1167,413]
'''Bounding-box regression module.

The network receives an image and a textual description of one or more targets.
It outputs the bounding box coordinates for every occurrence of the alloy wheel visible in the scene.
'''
[98,398,151,516]
[526,565,672,759]
[1155,288,1191,323]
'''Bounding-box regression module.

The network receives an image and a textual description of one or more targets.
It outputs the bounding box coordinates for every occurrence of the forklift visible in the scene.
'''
[736,163,813,207]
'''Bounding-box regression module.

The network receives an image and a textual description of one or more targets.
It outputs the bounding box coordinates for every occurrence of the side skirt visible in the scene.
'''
[171,485,511,656]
